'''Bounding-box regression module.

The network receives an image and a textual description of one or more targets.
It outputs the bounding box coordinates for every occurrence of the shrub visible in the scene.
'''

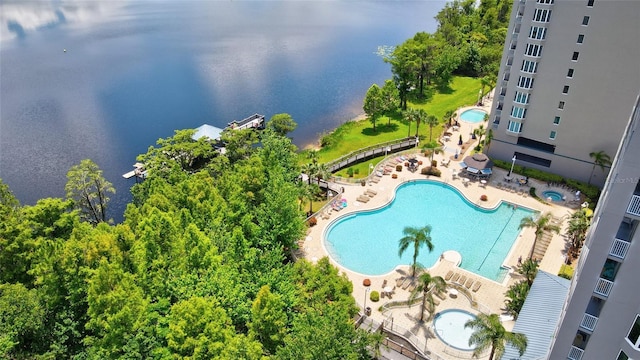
[370,291,380,302]
[307,216,317,227]
[347,168,354,177]
[529,187,537,198]
[354,168,360,175]
[558,264,574,280]
[392,174,398,179]
[396,165,403,172]
[361,179,366,186]
[431,160,438,167]
[474,145,481,152]
[421,167,442,177]
[362,278,371,286]
[480,194,488,201]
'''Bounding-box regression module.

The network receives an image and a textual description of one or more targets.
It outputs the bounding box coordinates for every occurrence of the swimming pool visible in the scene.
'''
[324,180,535,280]
[542,190,563,202]
[433,310,477,351]
[460,109,487,123]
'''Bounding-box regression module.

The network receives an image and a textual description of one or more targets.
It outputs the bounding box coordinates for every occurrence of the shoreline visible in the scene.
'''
[301,112,367,151]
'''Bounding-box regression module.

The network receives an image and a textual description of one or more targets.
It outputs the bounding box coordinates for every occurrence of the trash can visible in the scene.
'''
[365,307,372,316]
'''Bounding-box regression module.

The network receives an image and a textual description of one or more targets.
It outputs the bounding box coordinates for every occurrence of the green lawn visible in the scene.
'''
[300,76,483,166]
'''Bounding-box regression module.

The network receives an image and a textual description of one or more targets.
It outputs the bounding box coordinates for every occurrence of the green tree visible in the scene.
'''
[220,128,260,164]
[0,283,45,357]
[385,44,417,110]
[566,209,590,259]
[409,272,446,321]
[504,281,530,320]
[516,258,539,287]
[474,124,487,145]
[381,79,400,125]
[443,109,455,127]
[398,225,435,277]
[483,129,494,154]
[139,129,218,176]
[249,285,288,355]
[403,108,420,138]
[422,141,443,162]
[267,113,297,136]
[480,75,493,99]
[588,150,612,185]
[519,212,560,261]
[465,313,527,360]
[425,114,439,142]
[65,159,115,225]
[363,84,383,131]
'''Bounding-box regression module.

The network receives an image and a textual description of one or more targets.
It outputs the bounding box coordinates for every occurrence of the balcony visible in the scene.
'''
[610,238,630,259]
[568,346,584,360]
[580,313,598,332]
[628,195,640,216]
[497,102,503,111]
[594,278,613,298]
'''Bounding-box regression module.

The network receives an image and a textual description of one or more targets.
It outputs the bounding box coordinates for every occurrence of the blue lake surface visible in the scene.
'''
[0,0,445,221]
[325,181,536,280]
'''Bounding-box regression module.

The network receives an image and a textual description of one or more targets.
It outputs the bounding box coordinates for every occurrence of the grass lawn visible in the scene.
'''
[333,154,387,179]
[300,76,483,167]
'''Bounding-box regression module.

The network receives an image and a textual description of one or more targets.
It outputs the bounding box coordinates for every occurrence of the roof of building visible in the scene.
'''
[501,270,571,360]
[192,124,224,141]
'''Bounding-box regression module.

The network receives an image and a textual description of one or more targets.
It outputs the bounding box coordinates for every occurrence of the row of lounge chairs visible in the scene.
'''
[356,189,377,203]
[495,182,529,197]
[445,270,482,292]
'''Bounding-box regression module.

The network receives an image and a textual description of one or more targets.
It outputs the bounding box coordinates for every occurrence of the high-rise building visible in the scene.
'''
[546,93,640,360]
[487,0,640,186]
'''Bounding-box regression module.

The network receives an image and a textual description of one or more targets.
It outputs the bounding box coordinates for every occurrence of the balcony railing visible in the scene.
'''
[627,195,640,216]
[568,346,584,360]
[580,313,598,332]
[610,238,630,259]
[594,278,614,297]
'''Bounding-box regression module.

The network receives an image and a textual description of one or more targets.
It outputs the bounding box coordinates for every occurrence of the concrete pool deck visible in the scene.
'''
[299,96,582,358]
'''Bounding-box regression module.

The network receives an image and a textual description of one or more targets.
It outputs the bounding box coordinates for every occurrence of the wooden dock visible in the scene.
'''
[122,162,147,180]
[227,113,265,131]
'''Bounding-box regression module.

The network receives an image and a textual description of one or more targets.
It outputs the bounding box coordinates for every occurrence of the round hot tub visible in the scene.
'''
[433,309,477,351]
[542,190,563,202]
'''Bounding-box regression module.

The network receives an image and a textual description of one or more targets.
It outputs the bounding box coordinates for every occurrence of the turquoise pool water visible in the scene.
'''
[542,190,563,202]
[324,180,536,280]
[460,109,487,123]
[433,310,477,351]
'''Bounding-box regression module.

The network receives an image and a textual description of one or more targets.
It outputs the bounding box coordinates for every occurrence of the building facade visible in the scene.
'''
[547,94,640,360]
[487,0,640,186]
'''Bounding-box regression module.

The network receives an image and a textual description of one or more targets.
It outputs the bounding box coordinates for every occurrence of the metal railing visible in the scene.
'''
[610,238,630,259]
[580,313,598,332]
[325,137,418,173]
[594,278,614,297]
[568,346,584,360]
[627,194,640,216]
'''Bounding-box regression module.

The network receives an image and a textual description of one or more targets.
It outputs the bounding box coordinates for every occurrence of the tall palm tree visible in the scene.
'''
[422,142,443,162]
[443,109,455,127]
[403,108,420,138]
[409,272,446,321]
[483,129,494,154]
[398,225,435,277]
[415,109,427,138]
[425,114,439,142]
[516,258,539,286]
[519,212,561,261]
[480,76,493,99]
[566,209,590,259]
[474,124,486,145]
[465,313,527,360]
[588,150,612,185]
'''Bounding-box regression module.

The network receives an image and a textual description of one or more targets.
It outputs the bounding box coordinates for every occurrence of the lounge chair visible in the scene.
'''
[371,177,381,183]
[407,282,417,292]
[458,275,467,286]
[356,195,370,203]
[436,290,447,300]
[382,279,387,288]
[465,278,474,289]
[395,277,405,287]
[366,189,377,196]
[451,273,460,283]
[402,279,412,290]
[472,281,482,292]
[445,270,454,281]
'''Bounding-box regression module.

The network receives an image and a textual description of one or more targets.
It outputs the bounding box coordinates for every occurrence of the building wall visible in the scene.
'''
[548,94,640,359]
[488,0,640,186]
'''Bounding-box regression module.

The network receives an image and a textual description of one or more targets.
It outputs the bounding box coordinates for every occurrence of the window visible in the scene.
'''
[525,43,543,57]
[529,26,547,40]
[577,34,585,43]
[521,59,538,73]
[627,315,640,348]
[616,350,629,360]
[563,85,569,94]
[558,101,565,110]
[567,68,574,78]
[550,131,556,139]
[587,0,595,7]
[514,91,531,104]
[511,106,527,119]
[507,121,522,133]
[553,116,561,124]
[572,52,580,61]
[517,76,535,89]
[582,16,590,25]
[533,8,552,22]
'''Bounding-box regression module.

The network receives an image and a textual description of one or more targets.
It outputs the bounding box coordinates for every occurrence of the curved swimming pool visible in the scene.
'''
[324,180,535,280]
[460,109,487,123]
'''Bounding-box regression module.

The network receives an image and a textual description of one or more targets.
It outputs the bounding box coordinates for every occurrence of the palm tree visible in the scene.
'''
[403,108,420,138]
[443,109,455,127]
[409,272,446,321]
[415,109,427,138]
[465,313,527,360]
[425,114,439,142]
[516,258,539,286]
[422,142,443,162]
[588,150,612,185]
[398,225,435,277]
[504,281,530,320]
[483,129,494,154]
[566,209,590,259]
[300,163,315,185]
[519,212,561,261]
[480,76,493,99]
[474,124,486,145]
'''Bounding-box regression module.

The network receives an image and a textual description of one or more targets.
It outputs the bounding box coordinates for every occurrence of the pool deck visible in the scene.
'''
[299,93,583,358]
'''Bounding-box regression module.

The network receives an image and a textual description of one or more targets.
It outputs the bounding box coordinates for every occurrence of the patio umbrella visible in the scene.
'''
[459,161,468,168]
[467,167,480,174]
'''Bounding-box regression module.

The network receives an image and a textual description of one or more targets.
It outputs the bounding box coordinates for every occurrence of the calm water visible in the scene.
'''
[0,0,444,221]
[325,181,536,280]
[460,108,487,123]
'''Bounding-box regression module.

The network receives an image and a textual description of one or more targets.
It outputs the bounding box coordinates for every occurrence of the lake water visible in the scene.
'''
[0,0,444,221]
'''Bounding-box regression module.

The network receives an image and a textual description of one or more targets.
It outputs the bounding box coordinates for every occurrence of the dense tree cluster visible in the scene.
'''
[385,0,511,108]
[0,124,378,358]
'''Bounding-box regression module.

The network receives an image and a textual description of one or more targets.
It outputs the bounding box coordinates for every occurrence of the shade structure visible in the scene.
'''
[467,167,480,174]
[459,161,468,168]
[481,168,492,175]
[461,153,493,171]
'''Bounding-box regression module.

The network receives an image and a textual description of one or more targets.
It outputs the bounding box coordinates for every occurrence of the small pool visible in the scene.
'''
[460,109,487,123]
[542,190,563,202]
[433,310,477,351]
